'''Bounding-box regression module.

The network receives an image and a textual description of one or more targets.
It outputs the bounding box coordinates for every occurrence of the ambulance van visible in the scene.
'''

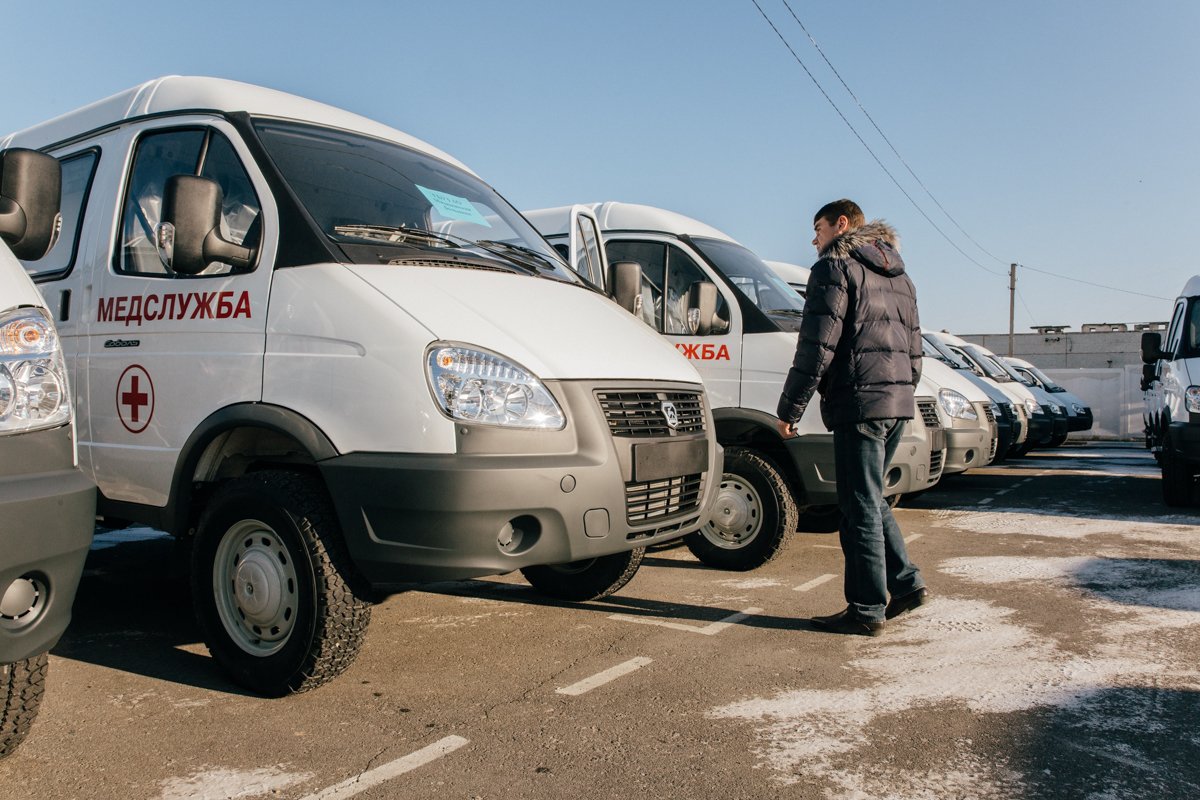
[0,148,94,756]
[5,78,720,696]
[525,202,943,570]
[1142,276,1200,505]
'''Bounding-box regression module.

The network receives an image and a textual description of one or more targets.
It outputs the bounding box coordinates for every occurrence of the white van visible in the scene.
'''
[7,78,720,695]
[766,261,996,474]
[525,202,943,569]
[0,149,94,756]
[1142,275,1200,505]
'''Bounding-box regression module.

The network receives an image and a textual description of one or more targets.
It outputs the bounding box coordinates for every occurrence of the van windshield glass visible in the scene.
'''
[689,237,806,331]
[253,119,575,281]
[1021,362,1064,392]
[970,348,1017,381]
[922,335,972,370]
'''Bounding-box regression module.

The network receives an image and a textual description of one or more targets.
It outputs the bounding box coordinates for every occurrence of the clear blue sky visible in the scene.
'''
[4,1,1197,334]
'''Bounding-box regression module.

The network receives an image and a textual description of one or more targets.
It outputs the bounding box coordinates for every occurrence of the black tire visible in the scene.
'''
[684,447,798,570]
[1047,431,1069,448]
[521,548,645,601]
[0,653,48,759]
[886,492,903,508]
[1161,450,1196,507]
[796,505,842,533]
[192,471,371,697]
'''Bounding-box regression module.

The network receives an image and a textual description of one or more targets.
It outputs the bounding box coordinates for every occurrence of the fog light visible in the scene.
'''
[885,467,901,488]
[0,576,46,629]
[497,516,540,554]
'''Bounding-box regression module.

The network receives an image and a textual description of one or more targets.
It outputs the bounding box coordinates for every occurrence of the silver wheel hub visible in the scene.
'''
[213,520,300,657]
[701,474,763,549]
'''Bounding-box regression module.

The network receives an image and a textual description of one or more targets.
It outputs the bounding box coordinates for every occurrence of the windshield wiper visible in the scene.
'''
[764,308,804,316]
[472,239,563,273]
[332,224,461,249]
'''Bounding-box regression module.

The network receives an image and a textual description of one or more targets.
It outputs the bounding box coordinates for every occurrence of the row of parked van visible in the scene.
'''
[0,77,1088,757]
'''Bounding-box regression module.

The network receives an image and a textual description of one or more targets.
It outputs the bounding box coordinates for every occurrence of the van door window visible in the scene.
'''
[116,128,261,277]
[605,240,665,330]
[23,150,99,280]
[665,245,727,335]
[1165,300,1187,357]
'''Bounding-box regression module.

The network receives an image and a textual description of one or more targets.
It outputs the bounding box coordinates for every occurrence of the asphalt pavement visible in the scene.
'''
[2,442,1197,799]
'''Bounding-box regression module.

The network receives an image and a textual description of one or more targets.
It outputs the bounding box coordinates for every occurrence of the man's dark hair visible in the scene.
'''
[814,199,865,230]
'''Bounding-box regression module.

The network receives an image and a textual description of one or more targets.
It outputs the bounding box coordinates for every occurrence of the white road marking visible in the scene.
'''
[608,607,762,635]
[994,489,1011,496]
[813,544,841,549]
[794,573,837,592]
[556,657,653,696]
[297,736,469,800]
[979,498,993,505]
[904,534,923,544]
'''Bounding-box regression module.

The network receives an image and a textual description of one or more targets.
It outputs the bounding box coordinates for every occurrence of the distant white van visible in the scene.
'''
[1142,275,1200,505]
[7,78,720,695]
[525,202,944,569]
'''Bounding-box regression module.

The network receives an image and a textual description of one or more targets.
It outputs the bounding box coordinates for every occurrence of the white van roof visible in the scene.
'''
[764,260,811,287]
[1181,275,1200,299]
[1,75,473,175]
[525,202,737,243]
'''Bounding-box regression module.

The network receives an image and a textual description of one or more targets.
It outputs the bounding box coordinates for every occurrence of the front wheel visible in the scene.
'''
[0,653,48,759]
[521,548,645,601]
[192,471,372,697]
[1161,450,1196,507]
[685,447,798,570]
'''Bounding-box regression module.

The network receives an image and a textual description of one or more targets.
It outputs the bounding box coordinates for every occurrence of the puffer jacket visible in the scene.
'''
[776,220,922,429]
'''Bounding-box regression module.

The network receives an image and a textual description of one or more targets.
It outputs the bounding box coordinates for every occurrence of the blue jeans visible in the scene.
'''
[833,419,924,623]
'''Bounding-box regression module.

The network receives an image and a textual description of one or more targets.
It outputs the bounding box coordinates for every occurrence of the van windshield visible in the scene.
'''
[1017,362,1065,392]
[253,119,576,281]
[922,335,973,371]
[689,237,806,331]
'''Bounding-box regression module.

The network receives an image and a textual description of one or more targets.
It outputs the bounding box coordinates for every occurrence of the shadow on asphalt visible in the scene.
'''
[1010,686,1200,798]
[51,536,258,697]
[1067,557,1200,612]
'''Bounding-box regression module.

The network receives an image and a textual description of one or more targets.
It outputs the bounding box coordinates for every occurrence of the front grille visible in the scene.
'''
[988,431,998,462]
[983,404,996,423]
[929,449,944,479]
[917,399,941,429]
[626,473,704,524]
[597,390,705,437]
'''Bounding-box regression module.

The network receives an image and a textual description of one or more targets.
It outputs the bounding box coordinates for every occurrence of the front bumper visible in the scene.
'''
[0,425,95,664]
[1166,421,1200,464]
[943,414,994,474]
[1068,409,1094,432]
[320,380,720,585]
[1026,414,1053,446]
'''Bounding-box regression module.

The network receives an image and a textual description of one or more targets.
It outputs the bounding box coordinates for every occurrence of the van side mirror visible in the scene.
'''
[0,148,62,260]
[158,175,256,275]
[686,281,718,335]
[609,260,644,316]
[1141,331,1169,364]
[1141,363,1157,392]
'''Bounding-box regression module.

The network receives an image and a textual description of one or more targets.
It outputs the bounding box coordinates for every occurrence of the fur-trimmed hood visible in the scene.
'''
[820,219,905,277]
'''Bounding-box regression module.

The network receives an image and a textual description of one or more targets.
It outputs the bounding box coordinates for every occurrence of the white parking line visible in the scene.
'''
[297,736,469,800]
[556,657,653,696]
[608,607,762,636]
[794,573,837,592]
[979,498,993,505]
[813,544,841,549]
[904,534,923,544]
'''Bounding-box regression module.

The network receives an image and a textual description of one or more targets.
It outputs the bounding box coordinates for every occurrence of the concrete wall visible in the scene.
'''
[1043,366,1143,441]
[960,331,1143,369]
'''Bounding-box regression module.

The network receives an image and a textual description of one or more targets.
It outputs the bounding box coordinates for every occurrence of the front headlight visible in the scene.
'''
[426,344,565,429]
[1072,403,1086,415]
[1025,398,1042,416]
[0,308,71,434]
[1186,386,1200,414]
[938,388,977,421]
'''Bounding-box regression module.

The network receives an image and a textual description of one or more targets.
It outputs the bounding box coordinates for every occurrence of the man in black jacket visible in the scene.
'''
[777,199,927,636]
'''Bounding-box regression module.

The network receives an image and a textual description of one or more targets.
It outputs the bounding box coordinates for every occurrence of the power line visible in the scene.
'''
[778,0,1008,267]
[1015,287,1036,324]
[1016,262,1171,301]
[747,0,1004,278]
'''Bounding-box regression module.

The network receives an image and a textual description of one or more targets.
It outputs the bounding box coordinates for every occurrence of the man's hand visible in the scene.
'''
[776,419,798,438]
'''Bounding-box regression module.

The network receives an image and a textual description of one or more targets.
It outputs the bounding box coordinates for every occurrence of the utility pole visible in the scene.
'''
[1008,263,1017,357]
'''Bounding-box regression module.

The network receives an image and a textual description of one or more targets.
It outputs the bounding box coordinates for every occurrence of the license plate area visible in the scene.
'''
[632,439,709,482]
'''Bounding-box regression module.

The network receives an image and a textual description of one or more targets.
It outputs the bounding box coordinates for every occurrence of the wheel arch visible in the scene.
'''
[98,403,339,536]
[713,408,804,503]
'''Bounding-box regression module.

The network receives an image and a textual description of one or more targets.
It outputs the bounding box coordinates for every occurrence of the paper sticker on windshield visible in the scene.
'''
[416,185,491,228]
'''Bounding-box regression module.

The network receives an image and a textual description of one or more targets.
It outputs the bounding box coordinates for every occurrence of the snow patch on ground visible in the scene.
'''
[153,766,312,800]
[91,525,173,550]
[928,508,1200,541]
[708,597,1181,791]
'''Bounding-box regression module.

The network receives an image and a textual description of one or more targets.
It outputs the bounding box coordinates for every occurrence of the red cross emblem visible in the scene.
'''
[116,364,155,434]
